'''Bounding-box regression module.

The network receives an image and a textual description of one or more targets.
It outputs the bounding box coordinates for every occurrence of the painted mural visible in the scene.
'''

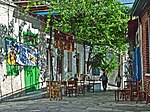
[6,39,38,66]
[22,31,40,93]
[24,66,39,92]
[0,2,46,96]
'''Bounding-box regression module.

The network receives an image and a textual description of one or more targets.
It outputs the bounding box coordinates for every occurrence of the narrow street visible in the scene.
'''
[0,0,150,112]
[0,90,150,112]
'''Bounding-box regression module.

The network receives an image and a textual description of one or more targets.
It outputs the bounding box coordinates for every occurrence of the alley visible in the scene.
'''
[0,0,150,112]
[0,91,150,112]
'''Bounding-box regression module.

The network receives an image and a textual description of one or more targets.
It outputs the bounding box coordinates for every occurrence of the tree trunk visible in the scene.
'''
[49,16,54,80]
[87,47,92,73]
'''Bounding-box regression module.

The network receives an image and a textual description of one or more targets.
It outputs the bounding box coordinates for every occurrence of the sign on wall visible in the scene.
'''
[6,39,38,66]
[54,29,74,51]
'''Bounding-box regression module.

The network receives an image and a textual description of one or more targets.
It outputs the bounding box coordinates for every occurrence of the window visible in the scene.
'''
[68,52,72,72]
[57,50,63,74]
[76,53,80,74]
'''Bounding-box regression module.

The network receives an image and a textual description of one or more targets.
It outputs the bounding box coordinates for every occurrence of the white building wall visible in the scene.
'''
[53,43,85,80]
[62,51,68,79]
[0,1,47,96]
[77,44,84,74]
[0,1,24,96]
[72,51,76,75]
[0,0,85,96]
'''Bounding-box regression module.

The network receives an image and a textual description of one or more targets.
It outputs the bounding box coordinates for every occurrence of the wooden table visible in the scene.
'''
[115,89,130,101]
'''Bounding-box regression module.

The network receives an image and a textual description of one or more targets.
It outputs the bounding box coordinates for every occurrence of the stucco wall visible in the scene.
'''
[53,43,85,80]
[0,2,47,96]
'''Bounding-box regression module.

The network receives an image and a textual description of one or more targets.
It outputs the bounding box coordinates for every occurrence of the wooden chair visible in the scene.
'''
[136,80,146,103]
[118,81,130,100]
[115,88,129,101]
[124,81,130,89]
[130,80,138,101]
[61,80,67,96]
[87,80,95,92]
[115,80,141,101]
[146,80,150,104]
[49,81,62,100]
[78,80,85,95]
[118,80,137,101]
[66,80,78,97]
[46,80,50,97]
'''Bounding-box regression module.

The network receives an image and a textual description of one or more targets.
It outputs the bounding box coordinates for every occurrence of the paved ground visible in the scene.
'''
[0,90,150,112]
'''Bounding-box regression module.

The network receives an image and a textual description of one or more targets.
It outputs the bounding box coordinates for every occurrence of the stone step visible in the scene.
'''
[6,90,47,102]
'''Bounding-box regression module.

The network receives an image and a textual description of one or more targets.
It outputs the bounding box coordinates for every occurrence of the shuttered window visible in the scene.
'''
[68,52,72,72]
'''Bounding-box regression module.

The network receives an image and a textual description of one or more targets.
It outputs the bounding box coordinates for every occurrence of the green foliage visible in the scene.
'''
[28,0,130,73]
[91,46,119,73]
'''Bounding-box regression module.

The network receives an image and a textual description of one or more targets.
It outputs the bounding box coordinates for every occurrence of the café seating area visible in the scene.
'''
[46,81,62,100]
[46,78,101,100]
[46,77,150,104]
[115,80,150,104]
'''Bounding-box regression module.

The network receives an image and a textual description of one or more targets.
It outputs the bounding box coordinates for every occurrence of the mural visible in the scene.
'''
[6,39,38,66]
[0,5,42,95]
[24,66,39,92]
[23,31,40,93]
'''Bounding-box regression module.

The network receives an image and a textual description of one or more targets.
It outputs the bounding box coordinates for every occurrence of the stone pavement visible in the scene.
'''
[0,90,150,112]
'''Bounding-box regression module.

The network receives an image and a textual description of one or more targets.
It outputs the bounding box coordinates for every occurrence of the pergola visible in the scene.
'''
[13,0,60,23]
[120,0,134,6]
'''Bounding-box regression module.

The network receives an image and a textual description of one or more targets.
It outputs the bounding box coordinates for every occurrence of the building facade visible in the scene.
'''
[129,0,150,90]
[0,0,85,97]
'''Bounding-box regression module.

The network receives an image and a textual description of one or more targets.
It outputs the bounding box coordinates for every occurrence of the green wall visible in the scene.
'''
[5,33,40,93]
[23,32,39,93]
[24,66,39,92]
[6,64,19,76]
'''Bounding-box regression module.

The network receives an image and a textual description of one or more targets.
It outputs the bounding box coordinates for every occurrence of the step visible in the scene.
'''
[5,91,47,102]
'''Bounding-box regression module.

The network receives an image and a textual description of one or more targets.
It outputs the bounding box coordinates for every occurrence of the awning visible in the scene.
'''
[131,0,147,16]
[13,1,59,22]
[127,19,138,40]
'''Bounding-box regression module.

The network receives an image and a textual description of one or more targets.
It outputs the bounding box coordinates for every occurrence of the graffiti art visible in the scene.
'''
[6,39,38,66]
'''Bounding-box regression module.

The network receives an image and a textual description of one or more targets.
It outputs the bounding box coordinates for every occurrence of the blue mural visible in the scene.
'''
[132,46,142,81]
[6,39,38,66]
[136,46,142,80]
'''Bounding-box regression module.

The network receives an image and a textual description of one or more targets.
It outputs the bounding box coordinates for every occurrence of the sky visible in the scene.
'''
[119,0,135,7]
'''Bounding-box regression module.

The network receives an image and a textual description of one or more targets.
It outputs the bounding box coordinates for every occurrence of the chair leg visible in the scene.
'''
[146,95,148,104]
[136,93,140,103]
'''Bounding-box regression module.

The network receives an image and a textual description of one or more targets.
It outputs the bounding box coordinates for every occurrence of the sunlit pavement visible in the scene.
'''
[0,90,150,112]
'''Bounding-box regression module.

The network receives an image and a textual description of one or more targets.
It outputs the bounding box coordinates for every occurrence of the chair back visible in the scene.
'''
[124,81,130,89]
[61,81,67,86]
[130,80,138,91]
[68,80,77,87]
[136,80,142,91]
[50,81,61,89]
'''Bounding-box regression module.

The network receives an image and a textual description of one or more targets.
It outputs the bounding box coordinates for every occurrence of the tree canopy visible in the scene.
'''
[28,0,130,74]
